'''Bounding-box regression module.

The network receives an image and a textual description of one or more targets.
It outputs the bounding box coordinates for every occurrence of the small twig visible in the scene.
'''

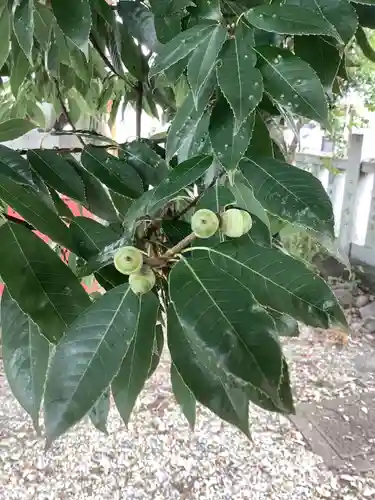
[163,233,196,258]
[54,79,85,147]
[135,81,143,139]
[3,214,34,230]
[172,193,204,220]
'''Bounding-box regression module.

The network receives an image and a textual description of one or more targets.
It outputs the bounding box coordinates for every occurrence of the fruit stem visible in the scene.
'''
[163,232,196,258]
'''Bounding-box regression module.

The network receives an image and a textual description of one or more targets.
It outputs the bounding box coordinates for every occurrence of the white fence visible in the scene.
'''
[295,133,375,267]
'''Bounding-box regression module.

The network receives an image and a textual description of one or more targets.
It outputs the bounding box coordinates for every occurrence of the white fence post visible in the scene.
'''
[337,133,364,254]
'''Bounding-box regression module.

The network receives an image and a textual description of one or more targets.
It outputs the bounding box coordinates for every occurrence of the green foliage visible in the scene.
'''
[2,0,373,444]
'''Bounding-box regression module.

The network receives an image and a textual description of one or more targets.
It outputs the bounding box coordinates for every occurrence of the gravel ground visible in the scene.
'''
[1,285,375,499]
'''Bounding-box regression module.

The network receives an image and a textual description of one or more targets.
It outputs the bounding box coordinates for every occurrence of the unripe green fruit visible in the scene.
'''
[191,209,219,239]
[129,267,156,294]
[113,246,143,275]
[221,208,253,238]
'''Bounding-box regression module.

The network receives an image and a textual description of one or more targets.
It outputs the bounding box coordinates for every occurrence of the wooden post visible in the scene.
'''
[337,133,364,254]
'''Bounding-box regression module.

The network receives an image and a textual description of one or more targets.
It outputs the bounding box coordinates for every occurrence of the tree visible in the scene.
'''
[0,0,372,445]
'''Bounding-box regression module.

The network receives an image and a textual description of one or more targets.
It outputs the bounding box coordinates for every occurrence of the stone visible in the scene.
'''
[333,288,353,309]
[356,295,369,309]
[359,301,375,320]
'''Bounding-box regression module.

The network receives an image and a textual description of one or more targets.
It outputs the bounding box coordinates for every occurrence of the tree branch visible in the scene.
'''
[135,81,143,139]
[14,146,110,156]
[54,79,85,147]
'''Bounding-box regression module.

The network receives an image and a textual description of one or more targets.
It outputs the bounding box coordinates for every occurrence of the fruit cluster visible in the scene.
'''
[113,208,252,295]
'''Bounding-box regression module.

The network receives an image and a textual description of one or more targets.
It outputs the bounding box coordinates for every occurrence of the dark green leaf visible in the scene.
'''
[121,140,170,187]
[34,2,54,51]
[293,36,341,92]
[162,219,191,246]
[51,0,91,54]
[187,24,227,105]
[68,155,119,222]
[171,363,196,429]
[118,0,160,52]
[0,176,75,250]
[166,89,213,162]
[0,145,34,185]
[44,284,154,443]
[0,223,91,343]
[0,119,36,142]
[169,253,291,412]
[149,23,217,77]
[285,0,358,44]
[245,4,340,40]
[217,23,263,133]
[0,3,11,70]
[70,216,118,260]
[88,390,110,434]
[10,40,30,97]
[112,292,159,425]
[272,312,300,337]
[201,240,347,329]
[124,155,213,235]
[81,146,143,198]
[13,0,34,62]
[1,288,50,433]
[209,97,255,170]
[256,46,328,125]
[240,156,335,237]
[27,150,86,202]
[167,304,250,435]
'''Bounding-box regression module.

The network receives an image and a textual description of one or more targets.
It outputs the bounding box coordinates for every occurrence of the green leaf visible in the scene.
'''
[88,390,110,434]
[51,0,91,54]
[119,24,147,81]
[167,304,250,435]
[10,38,30,96]
[0,223,91,343]
[13,0,34,62]
[0,119,36,142]
[70,217,125,289]
[245,4,340,40]
[293,36,341,91]
[34,2,54,51]
[68,155,119,222]
[44,284,154,443]
[246,112,274,158]
[162,219,191,246]
[70,216,118,260]
[171,363,196,428]
[169,254,291,412]
[121,140,170,187]
[256,46,328,125]
[1,288,50,433]
[272,312,300,337]
[167,89,213,162]
[187,24,227,105]
[112,292,159,425]
[0,145,34,185]
[124,155,213,235]
[239,156,334,237]
[148,324,164,378]
[229,172,271,230]
[217,23,263,133]
[0,3,11,70]
[27,150,86,202]
[81,147,143,198]
[0,176,75,250]
[149,23,217,77]
[209,97,255,170]
[285,0,358,44]
[199,240,347,330]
